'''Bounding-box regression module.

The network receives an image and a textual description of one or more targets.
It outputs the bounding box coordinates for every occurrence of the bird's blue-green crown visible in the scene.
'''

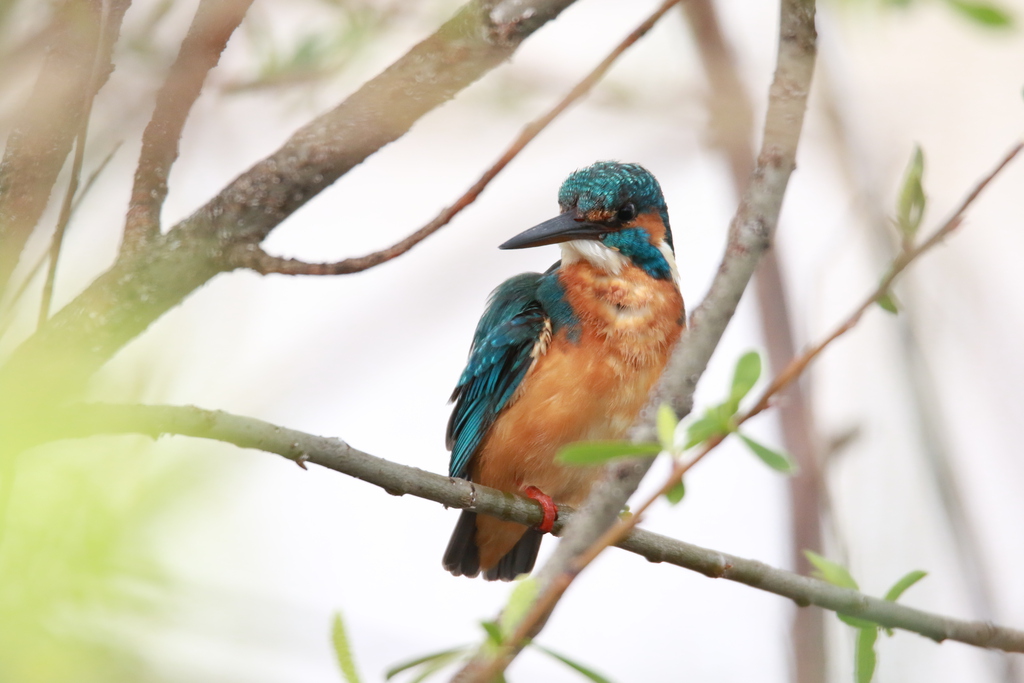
[557,161,673,251]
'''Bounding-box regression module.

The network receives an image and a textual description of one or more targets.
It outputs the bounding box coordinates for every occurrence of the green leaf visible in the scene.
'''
[876,291,899,314]
[728,351,762,409]
[684,411,731,449]
[499,577,539,640]
[804,550,859,590]
[332,612,363,683]
[665,480,686,505]
[739,434,798,474]
[884,570,927,602]
[942,0,1014,26]
[855,626,879,683]
[896,144,926,243]
[557,440,662,465]
[385,647,468,680]
[406,655,463,683]
[656,403,678,451]
[532,644,616,683]
[480,620,503,646]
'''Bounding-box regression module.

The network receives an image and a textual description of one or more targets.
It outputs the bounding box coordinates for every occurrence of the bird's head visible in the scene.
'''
[500,161,676,281]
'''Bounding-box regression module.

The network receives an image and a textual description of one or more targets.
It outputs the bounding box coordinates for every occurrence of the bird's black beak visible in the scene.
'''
[499,213,605,250]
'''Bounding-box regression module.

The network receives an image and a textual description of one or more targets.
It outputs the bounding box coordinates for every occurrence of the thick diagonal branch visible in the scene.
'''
[229,0,683,278]
[0,0,578,409]
[684,3,826,680]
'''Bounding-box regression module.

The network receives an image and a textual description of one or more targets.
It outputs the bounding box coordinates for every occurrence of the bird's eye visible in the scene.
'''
[616,203,637,223]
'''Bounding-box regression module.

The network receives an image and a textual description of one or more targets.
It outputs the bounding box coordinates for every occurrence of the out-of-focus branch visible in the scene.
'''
[0,142,121,339]
[31,401,1024,654]
[682,3,826,678]
[39,0,116,326]
[122,0,256,255]
[229,0,684,277]
[0,0,579,409]
[452,2,819,681]
[653,142,1024,492]
[818,54,1019,683]
[746,141,1023,419]
[0,0,131,296]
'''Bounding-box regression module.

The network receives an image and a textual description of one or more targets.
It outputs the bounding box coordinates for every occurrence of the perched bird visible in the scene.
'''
[443,161,685,581]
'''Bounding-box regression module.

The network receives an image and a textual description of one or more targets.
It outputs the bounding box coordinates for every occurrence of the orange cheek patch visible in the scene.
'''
[634,212,667,244]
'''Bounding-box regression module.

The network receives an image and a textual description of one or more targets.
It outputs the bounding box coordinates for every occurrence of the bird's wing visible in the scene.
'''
[447,272,549,480]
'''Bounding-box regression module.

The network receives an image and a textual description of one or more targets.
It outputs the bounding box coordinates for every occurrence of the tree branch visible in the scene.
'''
[39,0,117,326]
[0,0,131,296]
[122,0,256,255]
[229,0,684,277]
[32,401,1024,654]
[0,0,579,409]
[683,3,827,681]
[745,140,1024,421]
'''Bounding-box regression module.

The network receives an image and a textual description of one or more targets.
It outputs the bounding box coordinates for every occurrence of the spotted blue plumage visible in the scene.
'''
[558,161,674,251]
[447,268,579,479]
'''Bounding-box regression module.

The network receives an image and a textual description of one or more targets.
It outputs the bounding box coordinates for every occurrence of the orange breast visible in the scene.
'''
[472,260,684,505]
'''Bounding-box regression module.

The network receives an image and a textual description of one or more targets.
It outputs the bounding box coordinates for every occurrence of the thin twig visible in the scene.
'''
[819,58,1017,683]
[0,0,583,410]
[122,0,255,255]
[745,140,1023,421]
[0,0,131,297]
[0,142,122,340]
[232,0,685,277]
[26,400,1024,654]
[38,0,112,326]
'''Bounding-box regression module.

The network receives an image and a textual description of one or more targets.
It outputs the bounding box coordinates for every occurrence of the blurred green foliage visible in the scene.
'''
[839,0,1014,28]
[0,436,200,683]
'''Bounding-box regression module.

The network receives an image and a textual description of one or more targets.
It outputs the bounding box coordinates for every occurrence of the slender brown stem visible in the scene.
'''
[746,140,1023,421]
[38,0,113,326]
[123,0,255,255]
[234,0,685,277]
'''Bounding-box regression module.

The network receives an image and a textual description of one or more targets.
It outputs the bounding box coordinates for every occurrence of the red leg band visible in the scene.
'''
[524,486,557,533]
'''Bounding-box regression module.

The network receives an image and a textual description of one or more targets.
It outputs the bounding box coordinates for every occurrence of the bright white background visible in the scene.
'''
[7,0,1024,680]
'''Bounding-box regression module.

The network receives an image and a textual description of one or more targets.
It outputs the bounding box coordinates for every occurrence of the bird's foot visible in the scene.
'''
[523,486,557,533]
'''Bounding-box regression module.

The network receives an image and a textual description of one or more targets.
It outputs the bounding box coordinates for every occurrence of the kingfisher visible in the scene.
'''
[442,161,685,581]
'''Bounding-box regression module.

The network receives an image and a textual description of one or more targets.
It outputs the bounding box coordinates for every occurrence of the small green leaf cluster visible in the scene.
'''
[804,551,927,683]
[942,0,1014,27]
[896,144,926,247]
[556,352,795,508]
[384,584,614,683]
[878,144,927,315]
[684,351,797,474]
[865,0,1014,28]
[332,612,363,683]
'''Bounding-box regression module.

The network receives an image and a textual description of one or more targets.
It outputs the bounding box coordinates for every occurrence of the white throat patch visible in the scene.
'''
[560,238,680,284]
[559,240,628,275]
[658,241,680,285]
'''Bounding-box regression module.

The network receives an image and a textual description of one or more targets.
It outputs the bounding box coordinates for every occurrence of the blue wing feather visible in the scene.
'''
[446,272,549,480]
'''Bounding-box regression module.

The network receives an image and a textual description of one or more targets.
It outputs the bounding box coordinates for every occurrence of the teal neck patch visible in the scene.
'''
[602,229,673,280]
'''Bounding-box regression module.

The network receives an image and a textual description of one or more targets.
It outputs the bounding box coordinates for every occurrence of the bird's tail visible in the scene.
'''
[442,510,543,581]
